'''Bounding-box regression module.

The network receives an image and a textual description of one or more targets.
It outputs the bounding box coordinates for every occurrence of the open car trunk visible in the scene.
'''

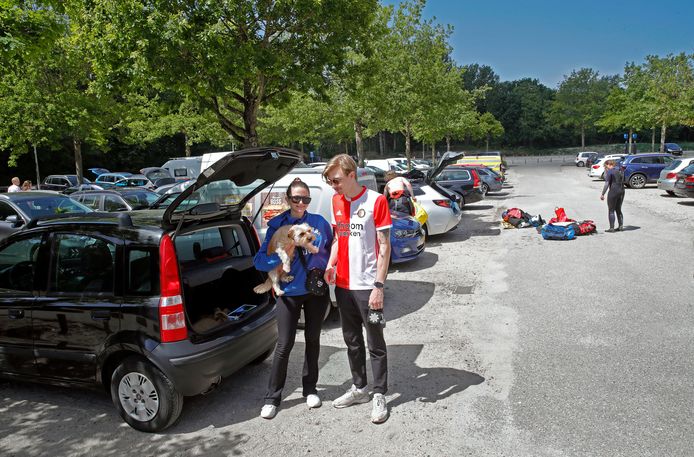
[173,222,272,335]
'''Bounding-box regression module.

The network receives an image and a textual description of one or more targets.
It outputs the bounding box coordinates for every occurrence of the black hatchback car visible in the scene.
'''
[0,147,302,432]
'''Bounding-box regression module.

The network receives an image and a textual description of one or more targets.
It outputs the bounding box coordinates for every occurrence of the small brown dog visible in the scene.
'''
[195,308,230,332]
[254,223,319,296]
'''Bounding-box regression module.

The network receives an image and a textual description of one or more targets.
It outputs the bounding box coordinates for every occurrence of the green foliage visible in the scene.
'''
[81,0,379,147]
[550,68,617,146]
[0,1,66,68]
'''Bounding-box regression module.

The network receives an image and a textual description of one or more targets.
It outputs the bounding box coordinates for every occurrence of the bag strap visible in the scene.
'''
[297,248,309,271]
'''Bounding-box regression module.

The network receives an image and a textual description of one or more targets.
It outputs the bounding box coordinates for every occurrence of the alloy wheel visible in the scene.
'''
[118,372,160,422]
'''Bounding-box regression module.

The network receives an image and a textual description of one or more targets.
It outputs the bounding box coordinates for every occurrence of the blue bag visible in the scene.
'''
[541,222,576,240]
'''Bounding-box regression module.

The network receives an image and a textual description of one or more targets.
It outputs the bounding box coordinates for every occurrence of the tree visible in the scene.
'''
[82,0,379,148]
[460,63,499,112]
[123,93,232,157]
[550,68,617,148]
[639,54,694,152]
[476,112,504,151]
[0,0,65,68]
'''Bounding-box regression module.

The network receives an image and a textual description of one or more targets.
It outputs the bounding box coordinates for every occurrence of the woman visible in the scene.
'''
[21,180,32,191]
[253,177,333,419]
[600,160,625,232]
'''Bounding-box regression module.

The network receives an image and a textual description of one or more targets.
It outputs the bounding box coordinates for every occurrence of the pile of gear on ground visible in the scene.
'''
[501,207,596,240]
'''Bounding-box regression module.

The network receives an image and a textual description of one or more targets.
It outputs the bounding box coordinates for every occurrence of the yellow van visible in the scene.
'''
[455,151,505,175]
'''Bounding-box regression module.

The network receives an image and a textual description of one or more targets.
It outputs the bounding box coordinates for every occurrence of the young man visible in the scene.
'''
[323,154,392,424]
[7,177,21,193]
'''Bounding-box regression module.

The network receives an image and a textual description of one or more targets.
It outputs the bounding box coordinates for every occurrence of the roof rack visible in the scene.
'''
[25,212,134,229]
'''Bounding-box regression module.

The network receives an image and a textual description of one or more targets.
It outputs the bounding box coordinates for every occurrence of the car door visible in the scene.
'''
[32,232,121,382]
[0,233,47,375]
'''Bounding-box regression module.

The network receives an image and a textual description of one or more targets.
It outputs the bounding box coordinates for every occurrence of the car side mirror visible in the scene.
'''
[5,215,23,227]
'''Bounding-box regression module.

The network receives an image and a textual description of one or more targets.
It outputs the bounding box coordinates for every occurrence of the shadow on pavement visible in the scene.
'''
[462,204,494,211]
[676,200,694,206]
[390,251,439,272]
[619,225,641,231]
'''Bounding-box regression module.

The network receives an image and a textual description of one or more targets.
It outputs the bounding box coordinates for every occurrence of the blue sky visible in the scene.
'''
[381,0,694,87]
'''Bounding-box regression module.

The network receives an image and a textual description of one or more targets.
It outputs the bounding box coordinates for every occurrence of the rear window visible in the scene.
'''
[127,248,158,295]
[664,160,681,171]
[14,196,92,218]
[174,168,188,177]
[123,191,158,208]
[175,226,248,264]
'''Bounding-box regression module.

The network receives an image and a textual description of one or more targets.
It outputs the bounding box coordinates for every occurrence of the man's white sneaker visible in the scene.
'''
[260,404,277,419]
[306,394,322,409]
[332,385,370,408]
[371,393,388,424]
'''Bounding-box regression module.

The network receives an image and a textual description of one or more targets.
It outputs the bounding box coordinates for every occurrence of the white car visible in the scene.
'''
[657,157,694,195]
[575,151,597,167]
[588,155,626,179]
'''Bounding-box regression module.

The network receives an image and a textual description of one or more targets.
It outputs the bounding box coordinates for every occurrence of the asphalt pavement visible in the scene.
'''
[1,163,692,456]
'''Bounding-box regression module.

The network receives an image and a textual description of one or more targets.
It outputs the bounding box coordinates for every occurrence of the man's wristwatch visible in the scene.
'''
[373,281,384,289]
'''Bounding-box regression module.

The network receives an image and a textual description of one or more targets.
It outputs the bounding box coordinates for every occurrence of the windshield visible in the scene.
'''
[171,179,265,215]
[15,196,92,218]
[146,170,170,180]
[66,176,91,185]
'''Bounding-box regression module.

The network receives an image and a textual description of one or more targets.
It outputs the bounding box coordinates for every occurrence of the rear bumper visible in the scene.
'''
[148,305,278,396]
[656,179,676,191]
[673,182,694,198]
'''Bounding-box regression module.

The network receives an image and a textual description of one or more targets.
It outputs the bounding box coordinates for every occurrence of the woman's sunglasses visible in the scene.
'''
[289,196,312,204]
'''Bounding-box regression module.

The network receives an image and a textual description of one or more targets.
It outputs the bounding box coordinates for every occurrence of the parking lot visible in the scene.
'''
[1,162,692,457]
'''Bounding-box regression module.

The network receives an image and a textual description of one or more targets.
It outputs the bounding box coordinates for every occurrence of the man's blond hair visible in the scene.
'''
[323,154,357,182]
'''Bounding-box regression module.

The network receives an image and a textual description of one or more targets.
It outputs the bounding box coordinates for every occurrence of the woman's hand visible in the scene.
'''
[600,194,605,201]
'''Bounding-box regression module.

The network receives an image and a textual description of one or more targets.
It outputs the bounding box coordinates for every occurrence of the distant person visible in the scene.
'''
[21,180,32,191]
[7,177,21,193]
[600,160,625,232]
[383,171,415,216]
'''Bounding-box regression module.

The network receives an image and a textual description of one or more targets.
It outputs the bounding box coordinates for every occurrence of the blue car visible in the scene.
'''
[621,153,675,189]
[390,211,425,264]
[94,172,133,189]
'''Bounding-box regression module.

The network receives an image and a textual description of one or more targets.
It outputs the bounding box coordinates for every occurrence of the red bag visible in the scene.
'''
[575,220,596,235]
[502,207,523,222]
[548,207,575,224]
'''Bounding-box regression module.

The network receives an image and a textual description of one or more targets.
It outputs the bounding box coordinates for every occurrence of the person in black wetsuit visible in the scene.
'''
[600,160,625,232]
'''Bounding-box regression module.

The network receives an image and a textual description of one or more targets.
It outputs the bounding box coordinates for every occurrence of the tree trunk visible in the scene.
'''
[73,137,83,185]
[404,124,412,170]
[446,135,451,152]
[32,143,41,190]
[379,131,385,156]
[431,143,436,164]
[627,128,633,154]
[581,126,586,149]
[486,134,490,151]
[183,132,192,157]
[344,142,349,155]
[354,119,365,167]
[660,123,667,153]
[651,126,656,152]
[393,134,397,153]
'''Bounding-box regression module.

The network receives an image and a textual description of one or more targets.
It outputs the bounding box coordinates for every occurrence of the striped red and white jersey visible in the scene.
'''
[331,186,392,290]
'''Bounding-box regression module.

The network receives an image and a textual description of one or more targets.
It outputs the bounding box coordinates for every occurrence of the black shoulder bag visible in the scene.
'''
[297,249,328,296]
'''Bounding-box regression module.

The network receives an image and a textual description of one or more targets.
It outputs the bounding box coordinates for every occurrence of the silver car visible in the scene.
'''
[657,158,694,195]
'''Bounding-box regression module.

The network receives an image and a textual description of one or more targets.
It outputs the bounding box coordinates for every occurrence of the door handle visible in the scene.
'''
[91,310,111,321]
[8,309,24,320]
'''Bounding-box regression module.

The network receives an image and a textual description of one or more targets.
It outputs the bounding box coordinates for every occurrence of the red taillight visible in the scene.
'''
[159,234,188,343]
[471,170,480,188]
[685,176,694,183]
[666,172,677,179]
[592,165,600,169]
[433,199,451,208]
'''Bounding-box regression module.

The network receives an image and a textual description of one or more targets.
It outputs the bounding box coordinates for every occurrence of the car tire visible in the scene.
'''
[481,183,489,195]
[110,356,183,433]
[577,161,584,167]
[628,173,647,189]
[666,190,676,196]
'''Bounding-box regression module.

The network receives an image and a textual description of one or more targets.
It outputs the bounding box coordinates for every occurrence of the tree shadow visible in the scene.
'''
[619,225,641,231]
[324,344,485,410]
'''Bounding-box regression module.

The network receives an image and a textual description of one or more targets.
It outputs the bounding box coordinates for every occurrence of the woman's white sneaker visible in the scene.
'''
[306,394,322,409]
[332,385,370,408]
[260,404,277,419]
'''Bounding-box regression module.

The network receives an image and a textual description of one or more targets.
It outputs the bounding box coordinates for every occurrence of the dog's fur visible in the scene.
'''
[254,223,319,296]
[194,307,230,332]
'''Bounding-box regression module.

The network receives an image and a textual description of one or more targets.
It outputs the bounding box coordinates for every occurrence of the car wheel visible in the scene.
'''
[666,190,676,196]
[111,356,183,433]
[628,173,647,189]
[577,161,584,167]
[600,172,604,180]
[422,223,429,243]
[481,183,489,195]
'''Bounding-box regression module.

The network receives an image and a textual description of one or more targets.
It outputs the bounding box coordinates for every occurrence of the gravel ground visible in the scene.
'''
[1,163,692,457]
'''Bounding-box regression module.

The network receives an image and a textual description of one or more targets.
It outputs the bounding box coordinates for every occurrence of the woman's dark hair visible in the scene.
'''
[286,177,310,197]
